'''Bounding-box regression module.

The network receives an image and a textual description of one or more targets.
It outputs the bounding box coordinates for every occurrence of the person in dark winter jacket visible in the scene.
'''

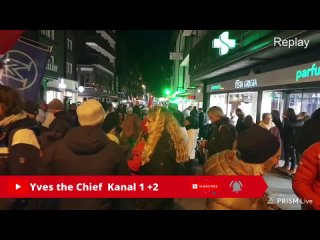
[21,101,46,137]
[235,108,246,132]
[271,110,283,139]
[40,99,132,210]
[280,108,303,175]
[243,115,255,130]
[297,108,320,154]
[38,99,74,151]
[200,106,237,158]
[68,103,79,127]
[168,103,185,127]
[0,86,41,210]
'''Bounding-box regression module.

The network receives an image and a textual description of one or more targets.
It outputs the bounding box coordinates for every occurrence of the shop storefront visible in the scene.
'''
[207,61,320,122]
[46,78,78,104]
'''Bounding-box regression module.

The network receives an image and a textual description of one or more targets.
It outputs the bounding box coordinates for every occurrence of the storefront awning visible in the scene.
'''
[175,92,194,97]
[191,30,320,82]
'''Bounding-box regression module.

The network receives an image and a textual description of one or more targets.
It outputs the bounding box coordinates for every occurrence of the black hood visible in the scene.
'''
[215,117,230,126]
[64,126,108,154]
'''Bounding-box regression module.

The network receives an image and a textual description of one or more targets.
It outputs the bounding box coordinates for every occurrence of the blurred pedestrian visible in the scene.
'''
[293,142,320,210]
[40,99,131,210]
[204,125,280,210]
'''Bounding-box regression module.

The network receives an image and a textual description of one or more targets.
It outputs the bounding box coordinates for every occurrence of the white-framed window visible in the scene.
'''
[51,30,55,40]
[67,38,70,49]
[43,30,54,40]
[66,62,73,74]
[66,38,73,51]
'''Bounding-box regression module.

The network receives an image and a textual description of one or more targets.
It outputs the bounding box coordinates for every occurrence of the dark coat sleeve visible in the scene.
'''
[114,145,130,175]
[39,143,56,175]
[207,125,234,156]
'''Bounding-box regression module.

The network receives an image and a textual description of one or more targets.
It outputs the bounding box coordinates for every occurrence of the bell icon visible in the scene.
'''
[230,180,243,193]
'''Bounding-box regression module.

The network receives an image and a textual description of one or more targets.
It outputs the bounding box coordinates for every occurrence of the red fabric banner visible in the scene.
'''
[0,30,24,54]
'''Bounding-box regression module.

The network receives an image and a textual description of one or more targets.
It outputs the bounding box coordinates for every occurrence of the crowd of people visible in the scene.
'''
[0,85,319,210]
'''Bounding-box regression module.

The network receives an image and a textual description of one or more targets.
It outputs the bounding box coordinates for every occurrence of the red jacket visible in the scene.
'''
[293,142,320,210]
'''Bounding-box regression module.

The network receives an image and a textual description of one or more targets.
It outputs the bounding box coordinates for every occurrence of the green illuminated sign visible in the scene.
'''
[296,63,320,81]
[212,31,236,56]
[211,84,223,91]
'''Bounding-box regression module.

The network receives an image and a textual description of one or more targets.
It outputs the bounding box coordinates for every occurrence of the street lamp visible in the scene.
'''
[78,86,85,93]
[142,84,146,89]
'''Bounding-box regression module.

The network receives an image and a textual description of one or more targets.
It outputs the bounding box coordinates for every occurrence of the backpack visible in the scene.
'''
[0,122,41,210]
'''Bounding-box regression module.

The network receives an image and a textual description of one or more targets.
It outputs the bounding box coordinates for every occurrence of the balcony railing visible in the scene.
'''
[78,54,115,73]
[85,34,116,57]
[106,30,116,40]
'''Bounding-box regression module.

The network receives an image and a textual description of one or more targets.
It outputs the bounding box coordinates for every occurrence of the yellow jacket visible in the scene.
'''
[203,150,277,210]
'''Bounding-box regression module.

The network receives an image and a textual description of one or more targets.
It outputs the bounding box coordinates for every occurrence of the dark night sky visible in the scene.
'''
[118,30,173,96]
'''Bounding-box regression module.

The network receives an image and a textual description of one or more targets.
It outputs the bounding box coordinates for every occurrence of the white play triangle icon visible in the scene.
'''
[15,184,21,190]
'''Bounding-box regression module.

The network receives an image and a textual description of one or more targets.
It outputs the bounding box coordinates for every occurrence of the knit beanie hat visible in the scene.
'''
[237,125,280,164]
[48,98,64,111]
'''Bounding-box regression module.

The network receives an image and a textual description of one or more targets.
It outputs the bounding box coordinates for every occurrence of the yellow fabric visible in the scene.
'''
[0,147,9,154]
[106,133,120,144]
[12,129,41,149]
[42,112,55,128]
[0,112,27,127]
[203,150,274,210]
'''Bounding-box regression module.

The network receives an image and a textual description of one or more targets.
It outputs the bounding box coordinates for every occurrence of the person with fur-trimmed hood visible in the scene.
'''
[203,125,281,210]
[135,106,188,210]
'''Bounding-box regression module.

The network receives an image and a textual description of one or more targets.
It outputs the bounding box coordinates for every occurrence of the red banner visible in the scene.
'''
[0,176,268,198]
[0,30,24,54]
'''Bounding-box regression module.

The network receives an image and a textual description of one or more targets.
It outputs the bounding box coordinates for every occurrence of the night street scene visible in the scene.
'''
[0,30,319,210]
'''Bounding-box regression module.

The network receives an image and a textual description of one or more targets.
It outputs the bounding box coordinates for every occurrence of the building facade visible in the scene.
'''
[76,30,117,103]
[170,30,206,111]
[188,30,320,122]
[22,30,77,104]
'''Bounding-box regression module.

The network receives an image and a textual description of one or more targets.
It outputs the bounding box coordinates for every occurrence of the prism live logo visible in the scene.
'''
[212,31,236,56]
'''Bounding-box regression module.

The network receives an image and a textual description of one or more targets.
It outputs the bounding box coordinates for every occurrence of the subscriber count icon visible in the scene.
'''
[230,180,243,193]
